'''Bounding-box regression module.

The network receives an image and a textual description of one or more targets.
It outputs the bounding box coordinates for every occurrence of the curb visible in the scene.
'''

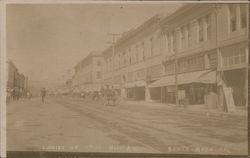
[123,101,247,119]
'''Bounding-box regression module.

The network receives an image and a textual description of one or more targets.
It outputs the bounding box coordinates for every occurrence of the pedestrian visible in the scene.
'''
[41,88,46,103]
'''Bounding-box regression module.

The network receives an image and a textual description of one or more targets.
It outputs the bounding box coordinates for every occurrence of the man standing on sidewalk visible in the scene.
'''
[41,88,46,103]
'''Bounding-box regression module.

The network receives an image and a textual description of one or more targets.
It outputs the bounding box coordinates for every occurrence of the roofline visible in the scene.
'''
[74,51,103,69]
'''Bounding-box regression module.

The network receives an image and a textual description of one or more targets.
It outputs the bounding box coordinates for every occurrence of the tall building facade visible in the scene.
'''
[101,3,248,110]
[102,15,163,101]
[150,4,248,108]
[151,4,219,105]
[216,4,248,108]
[72,51,104,92]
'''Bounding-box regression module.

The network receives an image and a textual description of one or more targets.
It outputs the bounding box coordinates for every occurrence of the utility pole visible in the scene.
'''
[174,33,179,107]
[107,33,120,87]
[107,33,120,69]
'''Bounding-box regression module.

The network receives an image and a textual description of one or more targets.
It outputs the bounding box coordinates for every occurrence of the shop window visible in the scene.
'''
[229,5,237,32]
[240,4,247,28]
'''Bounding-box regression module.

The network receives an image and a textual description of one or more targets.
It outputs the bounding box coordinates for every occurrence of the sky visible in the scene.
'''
[7,3,182,88]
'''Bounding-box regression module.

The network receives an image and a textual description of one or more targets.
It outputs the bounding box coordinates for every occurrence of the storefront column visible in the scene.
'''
[121,87,126,99]
[217,71,225,111]
[245,68,248,107]
[145,85,152,102]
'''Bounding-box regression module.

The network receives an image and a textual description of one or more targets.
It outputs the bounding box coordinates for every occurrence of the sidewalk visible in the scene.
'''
[66,96,247,119]
[121,100,247,118]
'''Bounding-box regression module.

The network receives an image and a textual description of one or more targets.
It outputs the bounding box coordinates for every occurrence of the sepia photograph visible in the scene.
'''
[2,1,249,157]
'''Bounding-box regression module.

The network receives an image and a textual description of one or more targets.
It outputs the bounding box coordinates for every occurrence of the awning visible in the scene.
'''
[125,80,146,88]
[149,70,216,88]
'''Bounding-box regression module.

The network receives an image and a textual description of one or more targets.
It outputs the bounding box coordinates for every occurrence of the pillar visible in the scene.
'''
[145,85,152,102]
[121,87,126,99]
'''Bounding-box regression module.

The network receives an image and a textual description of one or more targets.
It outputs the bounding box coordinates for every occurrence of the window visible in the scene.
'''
[181,27,185,49]
[239,46,246,63]
[205,14,211,40]
[221,45,246,67]
[123,52,126,65]
[136,45,139,62]
[164,34,168,52]
[173,32,177,51]
[96,71,102,79]
[129,48,132,64]
[178,60,189,73]
[150,37,154,56]
[167,33,171,52]
[187,24,191,47]
[165,62,175,75]
[208,53,217,68]
[142,42,145,60]
[198,18,204,42]
[189,55,204,71]
[240,4,247,28]
[229,5,237,32]
[96,60,102,66]
[118,53,121,67]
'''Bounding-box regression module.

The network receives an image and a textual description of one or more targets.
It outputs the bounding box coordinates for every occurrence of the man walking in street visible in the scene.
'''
[41,88,46,103]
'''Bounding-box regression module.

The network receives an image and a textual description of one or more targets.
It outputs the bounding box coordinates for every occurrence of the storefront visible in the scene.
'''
[149,70,217,105]
[219,43,248,108]
[125,81,146,100]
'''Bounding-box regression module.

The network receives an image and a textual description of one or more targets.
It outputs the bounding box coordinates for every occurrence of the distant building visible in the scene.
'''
[72,51,104,92]
[7,60,29,96]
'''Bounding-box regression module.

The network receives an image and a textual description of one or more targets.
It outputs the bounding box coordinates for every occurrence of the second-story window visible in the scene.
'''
[96,71,102,79]
[187,24,191,47]
[150,37,154,56]
[129,48,132,64]
[97,60,102,66]
[173,32,177,52]
[198,18,204,42]
[123,52,126,66]
[136,45,139,62]
[229,5,237,32]
[205,14,211,40]
[181,27,185,49]
[142,41,145,60]
[240,4,247,28]
[167,33,171,52]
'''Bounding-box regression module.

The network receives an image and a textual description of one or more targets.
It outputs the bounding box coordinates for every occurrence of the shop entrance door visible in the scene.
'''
[222,69,247,106]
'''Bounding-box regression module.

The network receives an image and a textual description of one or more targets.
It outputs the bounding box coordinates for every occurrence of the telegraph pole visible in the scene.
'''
[107,33,120,68]
[107,33,120,87]
[174,34,179,107]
